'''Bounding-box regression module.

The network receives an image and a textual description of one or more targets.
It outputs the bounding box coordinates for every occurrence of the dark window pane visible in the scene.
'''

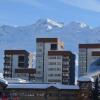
[18,63,25,68]
[51,44,57,50]
[18,56,25,62]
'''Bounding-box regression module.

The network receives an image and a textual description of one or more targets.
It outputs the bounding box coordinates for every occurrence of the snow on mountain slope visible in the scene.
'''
[0,18,100,72]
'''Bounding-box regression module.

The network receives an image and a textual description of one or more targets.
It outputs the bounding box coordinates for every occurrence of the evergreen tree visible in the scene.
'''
[93,76,99,100]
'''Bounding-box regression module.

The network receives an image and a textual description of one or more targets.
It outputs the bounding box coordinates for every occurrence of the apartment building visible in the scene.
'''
[3,50,35,81]
[36,38,75,84]
[79,44,100,77]
[48,51,75,85]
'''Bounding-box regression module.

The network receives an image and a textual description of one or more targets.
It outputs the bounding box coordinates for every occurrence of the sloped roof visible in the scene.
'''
[7,83,79,90]
[78,76,94,82]
[0,77,8,86]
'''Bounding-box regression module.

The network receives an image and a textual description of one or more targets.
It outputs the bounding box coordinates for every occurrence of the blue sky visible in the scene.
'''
[0,0,100,27]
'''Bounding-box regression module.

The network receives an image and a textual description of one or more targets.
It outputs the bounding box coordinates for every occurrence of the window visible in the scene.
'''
[18,63,24,67]
[57,68,61,71]
[51,44,57,50]
[63,61,69,65]
[38,66,42,68]
[37,49,42,52]
[63,73,69,77]
[48,56,56,59]
[57,62,61,65]
[18,56,25,62]
[36,54,42,57]
[48,62,56,65]
[63,79,68,82]
[48,74,53,76]
[63,67,69,71]
[5,57,11,61]
[57,56,61,59]
[37,43,43,46]
[48,68,56,71]
[37,71,41,74]
[48,79,61,82]
[55,74,61,76]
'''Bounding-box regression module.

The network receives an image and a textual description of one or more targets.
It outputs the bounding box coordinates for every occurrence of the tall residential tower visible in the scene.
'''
[36,38,75,84]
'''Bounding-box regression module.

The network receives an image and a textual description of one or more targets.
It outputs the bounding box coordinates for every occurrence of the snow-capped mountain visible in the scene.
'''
[34,18,64,30]
[0,18,100,72]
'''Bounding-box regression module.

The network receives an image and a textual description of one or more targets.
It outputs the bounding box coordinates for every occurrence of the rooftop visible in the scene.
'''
[48,51,74,56]
[0,77,8,85]
[79,44,100,48]
[78,76,94,82]
[7,83,79,90]
[4,50,29,55]
[36,38,58,43]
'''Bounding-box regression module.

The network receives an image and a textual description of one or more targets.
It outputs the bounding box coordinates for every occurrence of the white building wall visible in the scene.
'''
[28,53,33,68]
[79,48,87,76]
[36,40,64,83]
[47,56,62,83]
[58,41,64,50]
[12,55,18,77]
[44,43,52,82]
[36,42,44,82]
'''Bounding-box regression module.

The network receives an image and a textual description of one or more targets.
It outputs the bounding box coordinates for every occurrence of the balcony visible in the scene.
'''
[4,62,11,66]
[4,73,12,77]
[3,67,11,71]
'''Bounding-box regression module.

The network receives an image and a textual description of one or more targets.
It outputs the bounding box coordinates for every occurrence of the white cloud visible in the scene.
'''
[59,0,100,12]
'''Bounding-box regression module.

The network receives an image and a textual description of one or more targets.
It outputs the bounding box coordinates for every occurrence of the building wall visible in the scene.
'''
[79,45,100,77]
[47,56,62,83]
[44,43,53,82]
[79,48,87,77]
[4,50,33,80]
[12,55,18,77]
[48,52,75,85]
[5,88,79,100]
[36,41,59,83]
[36,42,44,82]
[69,54,75,85]
[36,38,75,84]
[28,53,33,68]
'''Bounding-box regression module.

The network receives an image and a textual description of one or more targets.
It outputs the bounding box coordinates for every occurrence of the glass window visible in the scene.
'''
[51,44,57,50]
[57,56,61,59]
[48,62,56,65]
[48,56,56,59]
[18,63,24,67]
[18,56,25,62]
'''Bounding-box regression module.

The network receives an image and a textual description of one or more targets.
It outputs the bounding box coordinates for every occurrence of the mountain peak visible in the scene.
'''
[35,18,64,30]
[68,21,89,29]
[46,18,64,28]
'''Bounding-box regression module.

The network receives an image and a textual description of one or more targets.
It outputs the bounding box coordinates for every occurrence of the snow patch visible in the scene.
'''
[47,25,53,30]
[78,76,94,82]
[47,18,64,28]
[80,22,88,28]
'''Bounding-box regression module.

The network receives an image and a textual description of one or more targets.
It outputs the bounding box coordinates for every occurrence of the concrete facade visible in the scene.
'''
[79,44,100,77]
[3,50,34,81]
[36,38,75,85]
